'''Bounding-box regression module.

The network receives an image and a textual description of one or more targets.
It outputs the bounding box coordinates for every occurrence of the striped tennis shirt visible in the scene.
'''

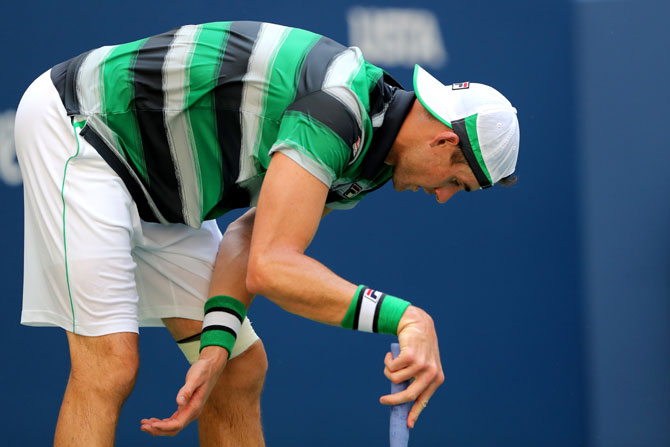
[50,21,415,228]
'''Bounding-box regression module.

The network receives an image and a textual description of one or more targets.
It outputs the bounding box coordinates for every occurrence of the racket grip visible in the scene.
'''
[389,342,411,447]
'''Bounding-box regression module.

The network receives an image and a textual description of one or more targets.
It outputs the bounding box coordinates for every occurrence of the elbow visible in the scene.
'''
[246,244,301,299]
[246,252,274,297]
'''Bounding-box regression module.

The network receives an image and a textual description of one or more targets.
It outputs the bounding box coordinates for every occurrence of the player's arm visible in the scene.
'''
[209,203,333,309]
[140,204,332,437]
[246,152,357,322]
[139,209,258,436]
[248,153,444,428]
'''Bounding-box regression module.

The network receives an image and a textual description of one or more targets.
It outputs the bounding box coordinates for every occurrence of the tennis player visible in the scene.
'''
[15,21,519,446]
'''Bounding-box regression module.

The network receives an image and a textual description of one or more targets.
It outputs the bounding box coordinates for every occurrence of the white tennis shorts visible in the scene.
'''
[15,71,258,357]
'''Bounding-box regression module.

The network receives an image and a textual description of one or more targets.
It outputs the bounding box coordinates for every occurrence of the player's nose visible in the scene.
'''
[435,187,457,204]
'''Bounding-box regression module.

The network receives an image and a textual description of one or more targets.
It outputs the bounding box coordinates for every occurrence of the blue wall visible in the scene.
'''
[577,1,670,445]
[0,0,665,446]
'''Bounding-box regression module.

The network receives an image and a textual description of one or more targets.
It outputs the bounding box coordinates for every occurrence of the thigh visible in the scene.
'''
[133,220,222,326]
[66,331,139,384]
[163,316,260,360]
[17,70,143,336]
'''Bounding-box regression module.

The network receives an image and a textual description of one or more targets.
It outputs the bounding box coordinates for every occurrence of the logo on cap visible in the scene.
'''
[452,82,470,90]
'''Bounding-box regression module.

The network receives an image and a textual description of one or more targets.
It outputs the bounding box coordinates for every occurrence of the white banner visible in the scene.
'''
[347,7,447,68]
[0,110,21,186]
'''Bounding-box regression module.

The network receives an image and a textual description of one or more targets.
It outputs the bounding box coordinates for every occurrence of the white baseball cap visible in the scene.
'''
[413,65,520,189]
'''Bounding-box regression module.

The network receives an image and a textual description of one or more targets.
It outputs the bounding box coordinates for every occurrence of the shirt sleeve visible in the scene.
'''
[325,196,366,210]
[269,91,362,188]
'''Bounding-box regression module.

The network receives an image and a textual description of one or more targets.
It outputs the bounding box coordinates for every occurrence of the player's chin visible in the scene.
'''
[391,177,408,192]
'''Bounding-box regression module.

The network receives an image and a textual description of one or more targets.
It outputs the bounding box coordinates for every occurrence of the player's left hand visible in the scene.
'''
[140,346,228,436]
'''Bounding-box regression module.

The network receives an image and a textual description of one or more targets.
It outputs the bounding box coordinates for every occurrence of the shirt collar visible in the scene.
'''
[361,84,416,180]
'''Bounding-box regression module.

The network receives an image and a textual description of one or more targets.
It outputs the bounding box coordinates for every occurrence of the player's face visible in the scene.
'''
[391,144,480,204]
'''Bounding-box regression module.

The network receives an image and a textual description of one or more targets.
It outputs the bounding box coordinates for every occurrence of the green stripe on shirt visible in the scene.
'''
[101,38,149,183]
[185,22,231,220]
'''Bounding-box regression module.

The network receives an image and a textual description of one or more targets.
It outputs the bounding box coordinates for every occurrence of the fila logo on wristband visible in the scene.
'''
[202,307,243,339]
[364,288,383,302]
[341,286,410,335]
[354,287,387,333]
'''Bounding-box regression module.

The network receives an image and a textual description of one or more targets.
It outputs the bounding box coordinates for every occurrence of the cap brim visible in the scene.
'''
[413,64,454,129]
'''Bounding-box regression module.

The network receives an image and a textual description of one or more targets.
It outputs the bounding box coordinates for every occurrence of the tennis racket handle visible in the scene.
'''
[389,342,411,447]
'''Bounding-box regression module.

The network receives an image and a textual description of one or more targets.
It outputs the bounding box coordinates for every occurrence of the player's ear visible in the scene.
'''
[429,130,459,148]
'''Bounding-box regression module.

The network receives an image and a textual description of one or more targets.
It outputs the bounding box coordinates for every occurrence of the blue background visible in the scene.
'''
[0,0,667,446]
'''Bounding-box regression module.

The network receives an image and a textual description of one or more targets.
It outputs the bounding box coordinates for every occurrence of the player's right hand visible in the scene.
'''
[140,346,228,436]
[379,306,445,429]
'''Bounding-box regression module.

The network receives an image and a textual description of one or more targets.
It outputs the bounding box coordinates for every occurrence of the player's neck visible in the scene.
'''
[385,100,435,165]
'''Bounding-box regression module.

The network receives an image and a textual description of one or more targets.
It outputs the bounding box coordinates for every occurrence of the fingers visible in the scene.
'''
[141,385,206,437]
[140,358,225,436]
[407,398,429,429]
[140,418,183,437]
[407,379,441,428]
[383,360,418,384]
[141,360,213,437]
[383,347,439,385]
[380,307,446,428]
[379,370,432,406]
[383,349,422,384]
[384,349,413,372]
[177,383,194,406]
[140,393,203,437]
[176,359,208,406]
[384,351,393,367]
[140,409,186,437]
[380,366,444,429]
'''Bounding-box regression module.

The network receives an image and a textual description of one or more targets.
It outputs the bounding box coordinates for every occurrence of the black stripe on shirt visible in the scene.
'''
[295,36,346,97]
[80,125,160,223]
[133,29,185,222]
[213,21,262,211]
[50,51,92,115]
[367,75,387,123]
[286,90,361,148]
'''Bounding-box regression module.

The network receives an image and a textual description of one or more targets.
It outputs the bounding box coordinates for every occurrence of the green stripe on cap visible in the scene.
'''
[451,118,491,189]
[464,114,492,185]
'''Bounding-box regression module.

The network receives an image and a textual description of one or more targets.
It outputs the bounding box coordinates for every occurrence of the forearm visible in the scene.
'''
[247,152,408,329]
[208,208,257,308]
[247,247,358,325]
[209,206,350,326]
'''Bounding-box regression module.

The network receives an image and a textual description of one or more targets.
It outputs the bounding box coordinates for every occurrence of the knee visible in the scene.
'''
[68,334,140,403]
[223,209,256,242]
[73,352,139,403]
[100,355,139,401]
[222,340,268,398]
